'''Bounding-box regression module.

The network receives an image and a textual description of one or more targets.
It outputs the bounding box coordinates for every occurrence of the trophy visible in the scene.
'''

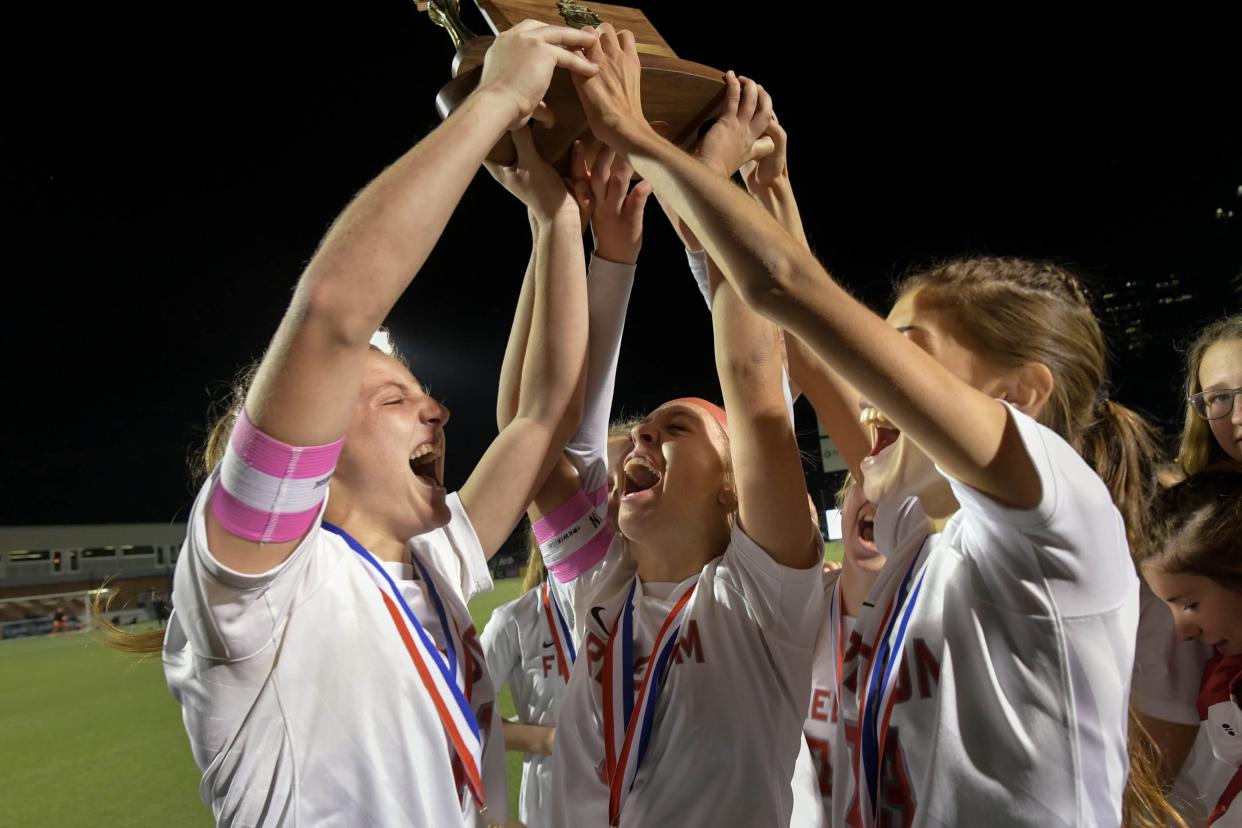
[416,0,727,172]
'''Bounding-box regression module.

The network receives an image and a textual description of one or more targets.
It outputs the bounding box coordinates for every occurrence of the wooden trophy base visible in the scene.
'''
[431,1,726,174]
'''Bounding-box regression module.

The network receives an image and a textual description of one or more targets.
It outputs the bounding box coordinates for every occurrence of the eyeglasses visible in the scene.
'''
[1188,387,1242,420]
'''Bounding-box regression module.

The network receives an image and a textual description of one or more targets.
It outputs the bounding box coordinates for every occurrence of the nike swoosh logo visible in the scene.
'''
[590,606,609,635]
[542,640,555,649]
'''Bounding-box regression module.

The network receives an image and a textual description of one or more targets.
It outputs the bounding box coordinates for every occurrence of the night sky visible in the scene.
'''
[4,5,1239,527]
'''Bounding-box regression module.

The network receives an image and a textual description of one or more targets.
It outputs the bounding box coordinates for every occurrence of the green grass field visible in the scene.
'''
[0,578,525,826]
[2,546,840,825]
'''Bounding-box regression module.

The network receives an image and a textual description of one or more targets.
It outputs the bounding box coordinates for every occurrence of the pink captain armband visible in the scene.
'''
[209,409,346,544]
[533,485,613,582]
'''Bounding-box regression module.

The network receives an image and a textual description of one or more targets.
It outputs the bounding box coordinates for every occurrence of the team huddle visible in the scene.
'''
[117,20,1242,828]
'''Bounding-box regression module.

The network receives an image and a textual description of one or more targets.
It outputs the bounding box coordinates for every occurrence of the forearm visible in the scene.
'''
[712,264,816,568]
[749,175,809,249]
[247,87,515,444]
[624,129,1022,505]
[786,335,870,478]
[496,218,540,429]
[502,721,555,755]
[517,209,590,426]
[565,255,635,488]
[461,209,589,554]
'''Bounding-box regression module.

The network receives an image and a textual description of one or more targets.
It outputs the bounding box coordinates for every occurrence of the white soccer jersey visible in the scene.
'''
[480,584,574,826]
[830,406,1139,828]
[790,568,854,826]
[542,525,824,828]
[163,476,508,826]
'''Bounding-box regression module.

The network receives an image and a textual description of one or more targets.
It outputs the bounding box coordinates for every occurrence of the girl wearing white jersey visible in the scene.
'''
[481,139,651,828]
[98,24,602,827]
[512,72,824,826]
[479,549,568,827]
[1133,316,1242,826]
[1139,466,1242,827]
[572,24,1169,826]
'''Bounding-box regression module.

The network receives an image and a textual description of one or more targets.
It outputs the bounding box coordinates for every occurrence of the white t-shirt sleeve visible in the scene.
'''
[564,254,636,497]
[480,598,521,694]
[173,473,328,662]
[723,524,826,646]
[686,247,712,309]
[939,403,1136,617]
[414,492,493,605]
[1133,579,1213,725]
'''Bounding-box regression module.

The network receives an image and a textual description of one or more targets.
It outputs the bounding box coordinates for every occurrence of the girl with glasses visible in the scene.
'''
[1179,316,1242,474]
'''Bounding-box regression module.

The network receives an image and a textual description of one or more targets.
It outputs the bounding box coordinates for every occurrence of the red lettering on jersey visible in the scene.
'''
[843,630,864,664]
[585,631,607,685]
[843,662,859,694]
[542,654,555,678]
[462,627,485,684]
[842,631,871,694]
[672,620,704,664]
[892,654,912,705]
[877,726,915,827]
[807,735,833,797]
[844,718,864,828]
[843,720,916,828]
[810,688,833,722]
[912,638,940,699]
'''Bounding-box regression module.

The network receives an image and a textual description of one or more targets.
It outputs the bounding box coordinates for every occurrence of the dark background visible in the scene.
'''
[3,3,1239,529]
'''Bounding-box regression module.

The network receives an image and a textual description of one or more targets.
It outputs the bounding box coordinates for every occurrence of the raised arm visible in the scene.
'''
[462,128,592,555]
[739,112,871,478]
[206,23,600,573]
[712,258,820,568]
[523,143,651,519]
[574,26,1041,509]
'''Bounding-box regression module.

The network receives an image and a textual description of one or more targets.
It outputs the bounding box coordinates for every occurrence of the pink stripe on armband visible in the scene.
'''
[210,410,345,544]
[230,409,343,479]
[533,489,595,545]
[546,527,613,582]
[211,487,323,545]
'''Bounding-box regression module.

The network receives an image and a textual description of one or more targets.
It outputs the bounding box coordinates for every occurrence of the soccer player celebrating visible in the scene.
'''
[155,22,599,827]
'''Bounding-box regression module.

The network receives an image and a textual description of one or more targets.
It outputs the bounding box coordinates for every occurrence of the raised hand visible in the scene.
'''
[479,20,599,131]
[740,112,790,193]
[694,72,774,177]
[484,126,576,222]
[583,143,652,264]
[571,23,650,154]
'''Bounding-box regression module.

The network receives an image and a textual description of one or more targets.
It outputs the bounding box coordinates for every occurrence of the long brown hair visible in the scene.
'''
[897,257,1163,549]
[1136,463,1242,590]
[1177,315,1242,475]
[521,530,546,594]
[896,257,1175,827]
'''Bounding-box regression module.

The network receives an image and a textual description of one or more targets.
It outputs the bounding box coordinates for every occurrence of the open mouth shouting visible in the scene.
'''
[409,441,445,490]
[621,453,663,504]
[861,406,900,460]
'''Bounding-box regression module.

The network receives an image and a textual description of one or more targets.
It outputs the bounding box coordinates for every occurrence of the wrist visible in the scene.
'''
[468,84,523,132]
[693,152,733,177]
[533,199,582,228]
[592,239,640,266]
[749,169,794,199]
[611,116,661,158]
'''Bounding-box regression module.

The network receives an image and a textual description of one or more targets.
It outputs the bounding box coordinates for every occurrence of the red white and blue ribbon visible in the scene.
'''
[853,546,928,826]
[541,580,576,682]
[322,521,485,809]
[602,578,697,826]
